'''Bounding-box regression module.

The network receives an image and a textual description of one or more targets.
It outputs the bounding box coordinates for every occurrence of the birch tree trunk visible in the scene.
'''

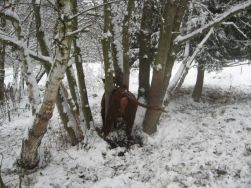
[9,5,41,115]
[19,49,41,115]
[19,0,74,169]
[33,0,83,145]
[143,1,188,134]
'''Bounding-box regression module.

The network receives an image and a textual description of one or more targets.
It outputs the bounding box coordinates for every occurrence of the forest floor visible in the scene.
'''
[1,63,251,188]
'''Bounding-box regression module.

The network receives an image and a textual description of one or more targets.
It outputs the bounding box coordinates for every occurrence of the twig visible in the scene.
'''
[69,0,123,20]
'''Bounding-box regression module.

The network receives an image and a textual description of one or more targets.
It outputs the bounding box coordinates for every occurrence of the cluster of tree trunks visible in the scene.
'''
[0,0,250,171]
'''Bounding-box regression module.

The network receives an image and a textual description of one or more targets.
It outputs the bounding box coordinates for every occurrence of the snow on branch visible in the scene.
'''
[69,0,123,20]
[65,24,92,37]
[167,28,214,97]
[175,1,251,45]
[222,21,248,39]
[185,27,214,68]
[0,32,53,66]
[0,8,20,23]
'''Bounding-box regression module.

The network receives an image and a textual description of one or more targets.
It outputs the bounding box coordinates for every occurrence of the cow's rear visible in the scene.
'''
[101,86,138,140]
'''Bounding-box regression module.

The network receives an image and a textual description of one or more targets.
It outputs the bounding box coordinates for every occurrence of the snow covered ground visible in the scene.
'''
[1,63,251,188]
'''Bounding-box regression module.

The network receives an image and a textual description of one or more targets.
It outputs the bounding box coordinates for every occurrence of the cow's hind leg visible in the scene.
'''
[125,103,137,141]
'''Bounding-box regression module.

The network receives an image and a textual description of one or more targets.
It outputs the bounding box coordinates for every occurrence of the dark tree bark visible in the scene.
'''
[138,0,155,100]
[72,0,93,130]
[122,0,135,87]
[0,173,5,188]
[102,0,115,117]
[192,62,205,102]
[143,1,188,134]
[0,18,5,103]
[73,41,94,129]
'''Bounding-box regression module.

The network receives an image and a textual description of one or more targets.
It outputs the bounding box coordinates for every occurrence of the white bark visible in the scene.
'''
[164,27,214,102]
[19,0,75,169]
[167,1,194,94]
[2,6,41,112]
[0,32,53,65]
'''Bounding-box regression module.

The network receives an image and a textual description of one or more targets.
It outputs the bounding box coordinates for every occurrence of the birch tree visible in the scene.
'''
[32,0,84,145]
[19,0,75,169]
[0,2,41,114]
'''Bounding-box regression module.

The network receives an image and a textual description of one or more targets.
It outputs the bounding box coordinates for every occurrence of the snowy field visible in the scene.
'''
[1,63,251,187]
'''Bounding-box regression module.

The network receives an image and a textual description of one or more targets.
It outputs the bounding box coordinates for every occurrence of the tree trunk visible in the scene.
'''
[56,84,84,145]
[33,0,83,144]
[110,4,123,87]
[192,62,205,102]
[74,40,94,130]
[102,0,115,116]
[10,5,41,115]
[65,66,80,115]
[143,1,188,134]
[20,49,41,115]
[167,1,194,97]
[0,18,6,103]
[19,0,74,169]
[72,0,93,130]
[56,90,79,145]
[0,173,5,188]
[138,0,155,100]
[122,0,135,88]
[165,27,214,101]
[32,0,50,71]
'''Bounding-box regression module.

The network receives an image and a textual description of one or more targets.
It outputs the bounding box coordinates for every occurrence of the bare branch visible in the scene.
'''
[65,24,92,37]
[69,0,123,20]
[222,21,248,39]
[0,9,20,24]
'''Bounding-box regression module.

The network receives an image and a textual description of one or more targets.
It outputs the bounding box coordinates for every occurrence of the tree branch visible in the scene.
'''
[65,23,92,37]
[0,32,52,67]
[69,0,123,20]
[174,1,251,45]
[222,21,248,39]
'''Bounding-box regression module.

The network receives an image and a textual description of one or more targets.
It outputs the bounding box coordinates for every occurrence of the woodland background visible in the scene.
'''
[0,0,251,187]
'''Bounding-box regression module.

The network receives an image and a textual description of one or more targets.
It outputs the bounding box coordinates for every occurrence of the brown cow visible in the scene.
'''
[101,86,166,140]
[101,86,136,140]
